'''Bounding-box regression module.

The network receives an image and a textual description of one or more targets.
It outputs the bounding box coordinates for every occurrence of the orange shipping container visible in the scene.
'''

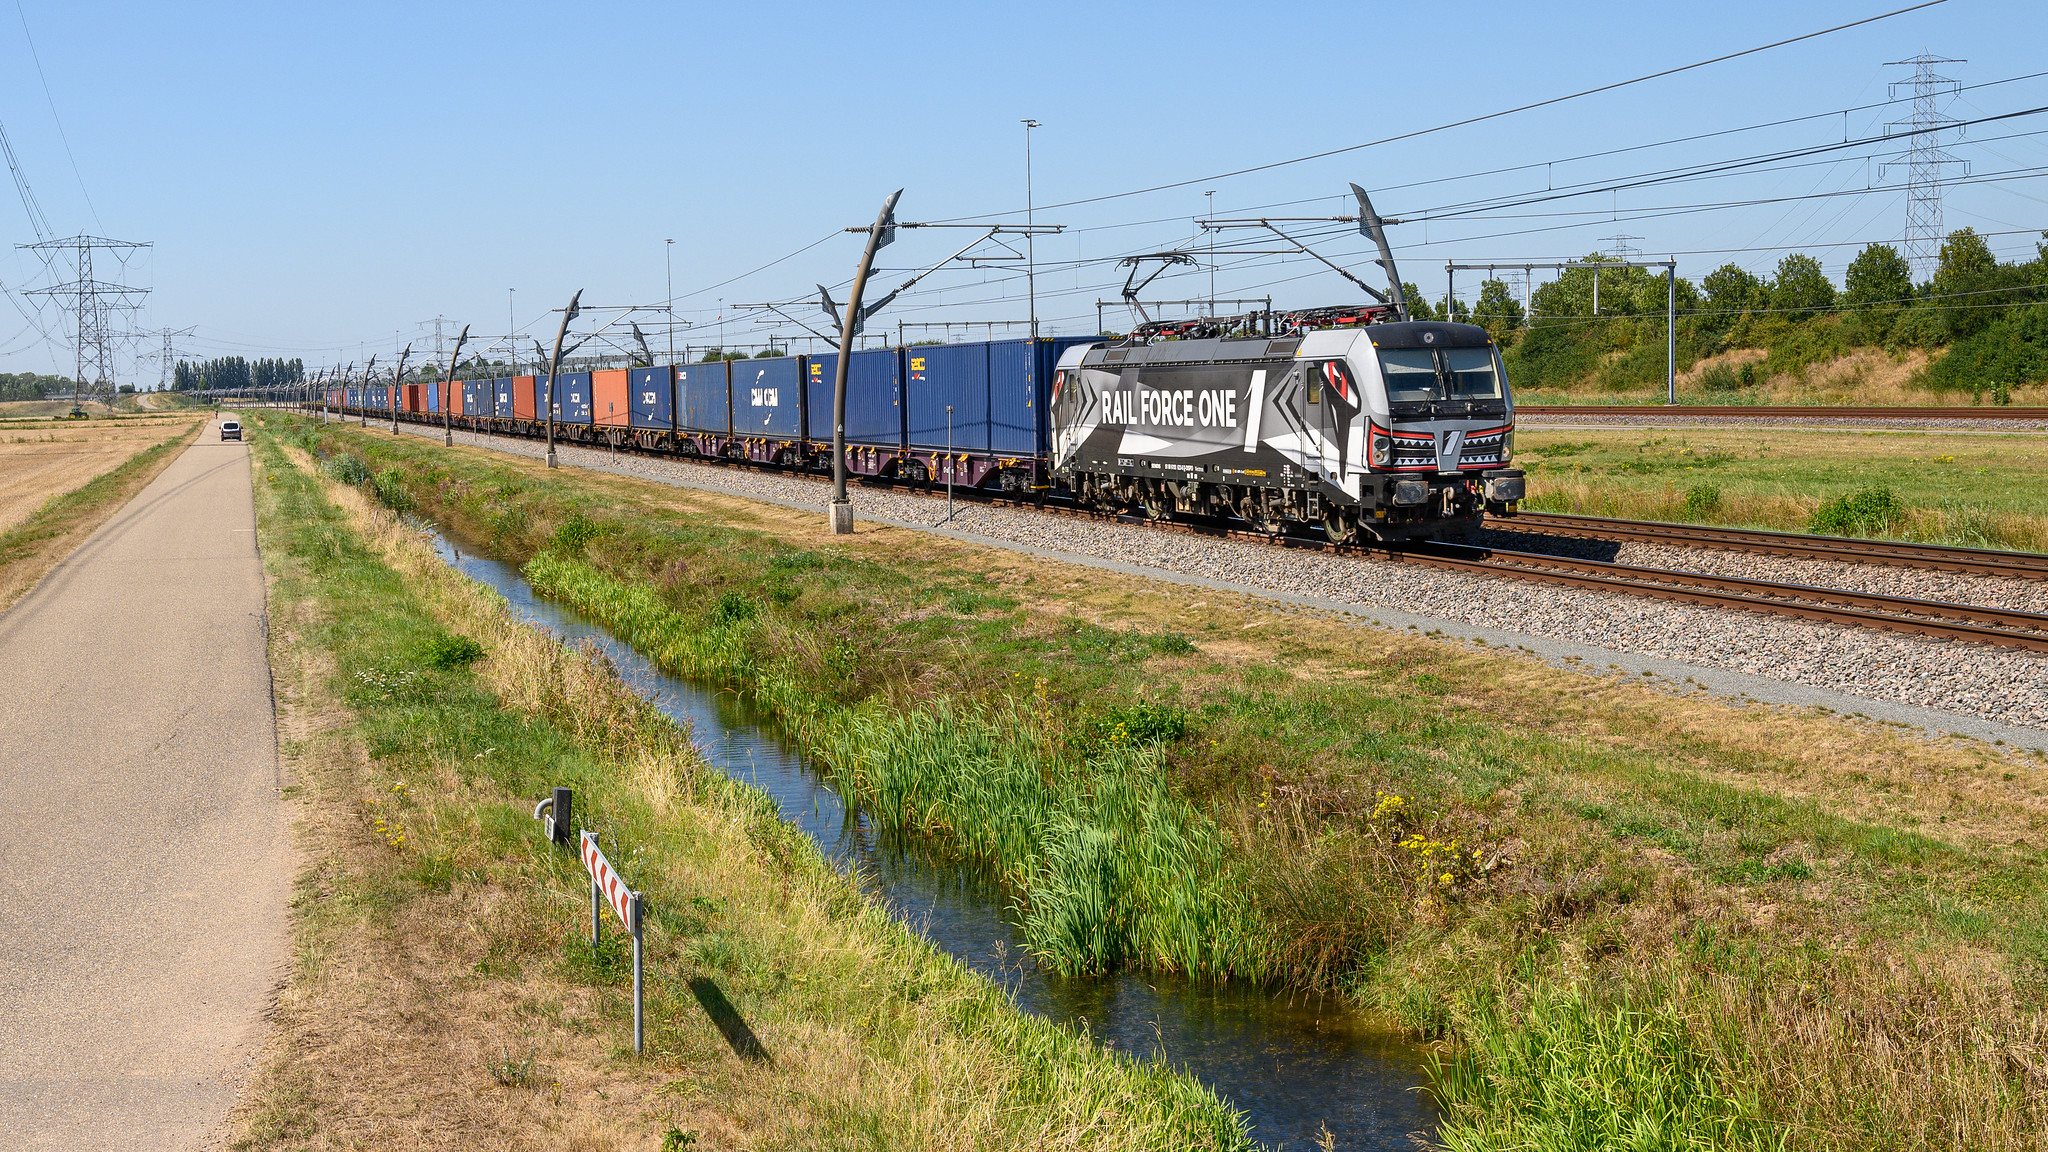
[448,380,463,417]
[593,368,631,427]
[513,375,538,420]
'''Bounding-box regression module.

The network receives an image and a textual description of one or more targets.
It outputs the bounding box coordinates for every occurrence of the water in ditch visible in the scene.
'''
[429,531,1438,1149]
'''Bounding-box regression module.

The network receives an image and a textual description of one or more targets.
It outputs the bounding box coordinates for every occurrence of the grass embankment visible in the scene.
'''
[235,427,1246,1149]
[262,413,2048,1151]
[1518,425,2048,551]
[0,417,203,613]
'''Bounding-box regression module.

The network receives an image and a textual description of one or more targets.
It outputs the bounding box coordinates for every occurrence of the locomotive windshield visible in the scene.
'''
[1376,346,1502,402]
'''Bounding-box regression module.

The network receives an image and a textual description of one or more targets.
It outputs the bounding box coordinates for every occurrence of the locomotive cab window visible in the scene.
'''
[1443,347,1501,400]
[1380,349,1439,403]
[1305,363,1324,404]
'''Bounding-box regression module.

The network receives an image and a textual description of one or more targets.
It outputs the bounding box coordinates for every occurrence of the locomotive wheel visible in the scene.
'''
[1323,508,1357,545]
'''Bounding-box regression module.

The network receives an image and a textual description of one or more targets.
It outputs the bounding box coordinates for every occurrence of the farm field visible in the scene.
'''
[0,414,204,534]
[1517,424,2048,550]
[260,412,2048,1151]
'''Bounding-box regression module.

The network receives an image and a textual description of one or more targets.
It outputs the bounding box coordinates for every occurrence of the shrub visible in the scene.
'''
[1682,484,1722,518]
[417,634,485,669]
[1081,702,1190,752]
[1809,485,1905,537]
[709,590,759,627]
[550,514,606,555]
[322,453,370,487]
[371,466,415,512]
[1695,363,1742,392]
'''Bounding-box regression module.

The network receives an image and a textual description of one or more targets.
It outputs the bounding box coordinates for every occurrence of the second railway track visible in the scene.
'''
[1501,511,2048,581]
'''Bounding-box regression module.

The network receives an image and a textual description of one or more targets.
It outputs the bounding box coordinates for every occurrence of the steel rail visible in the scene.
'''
[1502,511,2048,581]
[1085,511,2048,653]
[1520,404,2048,420]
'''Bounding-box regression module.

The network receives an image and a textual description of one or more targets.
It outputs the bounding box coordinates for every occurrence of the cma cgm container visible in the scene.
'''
[592,368,631,427]
[488,378,509,419]
[906,342,992,453]
[732,356,802,439]
[991,337,1098,455]
[425,381,440,413]
[462,379,490,415]
[553,371,593,424]
[806,348,904,447]
[629,366,673,429]
[676,359,730,435]
[512,375,538,420]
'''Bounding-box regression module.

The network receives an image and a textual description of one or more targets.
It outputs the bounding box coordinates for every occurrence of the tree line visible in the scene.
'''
[173,356,305,391]
[0,371,77,402]
[1419,227,2048,399]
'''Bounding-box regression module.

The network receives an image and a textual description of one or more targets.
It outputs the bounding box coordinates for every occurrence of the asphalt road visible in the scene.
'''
[0,421,286,1149]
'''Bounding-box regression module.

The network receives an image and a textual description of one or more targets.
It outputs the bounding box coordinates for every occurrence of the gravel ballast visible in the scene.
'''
[381,419,2048,746]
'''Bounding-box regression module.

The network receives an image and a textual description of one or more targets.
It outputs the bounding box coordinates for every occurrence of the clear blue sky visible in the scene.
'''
[0,0,2041,381]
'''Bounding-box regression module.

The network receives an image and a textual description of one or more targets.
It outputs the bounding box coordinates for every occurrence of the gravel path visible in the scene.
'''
[387,420,2048,736]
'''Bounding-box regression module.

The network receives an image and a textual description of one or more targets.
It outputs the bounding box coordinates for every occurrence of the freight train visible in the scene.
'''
[318,310,1523,542]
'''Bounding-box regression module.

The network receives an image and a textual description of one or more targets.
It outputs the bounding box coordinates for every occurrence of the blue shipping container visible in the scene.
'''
[629,366,674,429]
[462,379,489,415]
[494,377,514,419]
[990,337,1099,455]
[553,371,592,424]
[806,348,904,447]
[906,342,991,453]
[426,381,440,413]
[732,357,802,439]
[676,359,730,435]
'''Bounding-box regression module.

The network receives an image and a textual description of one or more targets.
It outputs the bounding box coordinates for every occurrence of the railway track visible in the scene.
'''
[354,411,2048,656]
[1519,404,2048,421]
[1085,511,2048,654]
[1501,511,2048,581]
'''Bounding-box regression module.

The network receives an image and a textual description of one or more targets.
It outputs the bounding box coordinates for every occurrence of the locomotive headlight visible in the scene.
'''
[1501,430,1514,462]
[1371,434,1392,467]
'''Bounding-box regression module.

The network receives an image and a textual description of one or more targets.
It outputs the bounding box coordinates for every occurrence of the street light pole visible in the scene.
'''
[443,324,469,446]
[829,190,902,534]
[1022,119,1039,340]
[665,239,675,364]
[546,290,583,470]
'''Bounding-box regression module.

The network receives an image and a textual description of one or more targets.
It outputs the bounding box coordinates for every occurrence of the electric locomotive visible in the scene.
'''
[1049,308,1526,542]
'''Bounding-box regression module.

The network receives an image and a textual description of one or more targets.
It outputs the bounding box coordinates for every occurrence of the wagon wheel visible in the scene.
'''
[1323,507,1357,545]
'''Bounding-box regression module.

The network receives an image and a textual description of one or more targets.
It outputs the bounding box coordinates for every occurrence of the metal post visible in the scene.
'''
[443,325,469,447]
[1666,261,1678,406]
[586,831,600,949]
[944,404,954,522]
[552,786,572,847]
[830,190,902,534]
[1446,264,1454,324]
[664,240,675,364]
[547,290,583,469]
[1023,120,1039,340]
[391,344,410,434]
[630,892,644,1055]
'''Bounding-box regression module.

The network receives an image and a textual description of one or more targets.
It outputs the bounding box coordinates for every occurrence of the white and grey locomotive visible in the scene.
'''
[1050,313,1525,542]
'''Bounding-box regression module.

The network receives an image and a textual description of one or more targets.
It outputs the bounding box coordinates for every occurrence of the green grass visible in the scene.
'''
[248,423,1251,1149]
[1516,426,2048,550]
[261,412,2048,1151]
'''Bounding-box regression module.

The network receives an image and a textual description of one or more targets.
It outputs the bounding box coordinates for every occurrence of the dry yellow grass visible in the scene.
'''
[0,414,202,533]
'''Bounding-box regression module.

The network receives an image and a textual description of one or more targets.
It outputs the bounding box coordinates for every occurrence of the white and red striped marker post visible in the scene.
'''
[581,830,645,1054]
